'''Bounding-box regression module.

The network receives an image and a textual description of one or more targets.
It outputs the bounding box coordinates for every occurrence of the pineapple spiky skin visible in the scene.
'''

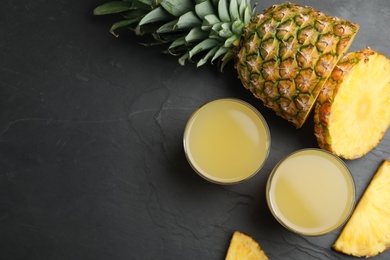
[314,48,390,159]
[235,2,359,128]
[333,160,390,257]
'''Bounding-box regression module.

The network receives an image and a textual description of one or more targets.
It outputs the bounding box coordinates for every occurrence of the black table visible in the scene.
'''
[1,0,389,259]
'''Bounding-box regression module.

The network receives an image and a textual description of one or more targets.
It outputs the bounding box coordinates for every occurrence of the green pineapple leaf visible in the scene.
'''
[93,1,132,15]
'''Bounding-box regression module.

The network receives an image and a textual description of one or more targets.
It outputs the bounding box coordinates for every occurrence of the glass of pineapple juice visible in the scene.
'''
[266,149,355,236]
[183,98,271,184]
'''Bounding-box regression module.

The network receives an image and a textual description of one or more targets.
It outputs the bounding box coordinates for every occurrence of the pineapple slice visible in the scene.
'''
[225,231,269,260]
[314,48,390,159]
[333,160,390,257]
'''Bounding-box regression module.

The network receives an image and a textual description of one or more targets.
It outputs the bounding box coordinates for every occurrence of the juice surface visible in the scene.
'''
[267,149,355,235]
[184,99,270,184]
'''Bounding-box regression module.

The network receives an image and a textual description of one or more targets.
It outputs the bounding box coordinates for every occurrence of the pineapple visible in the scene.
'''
[235,3,358,127]
[93,1,359,128]
[333,160,390,257]
[94,1,390,157]
[225,231,269,260]
[314,48,390,159]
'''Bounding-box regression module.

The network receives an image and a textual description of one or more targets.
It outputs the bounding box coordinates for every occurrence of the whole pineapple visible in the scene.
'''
[94,1,390,159]
[94,1,359,128]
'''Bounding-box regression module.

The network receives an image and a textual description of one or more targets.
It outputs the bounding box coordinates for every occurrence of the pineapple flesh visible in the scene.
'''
[314,48,390,159]
[236,2,359,128]
[225,231,269,260]
[333,160,390,257]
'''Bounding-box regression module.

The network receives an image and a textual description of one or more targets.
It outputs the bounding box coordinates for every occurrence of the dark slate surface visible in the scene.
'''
[1,0,390,259]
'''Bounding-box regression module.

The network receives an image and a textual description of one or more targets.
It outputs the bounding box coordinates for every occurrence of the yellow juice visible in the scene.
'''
[184,99,270,184]
[266,149,355,235]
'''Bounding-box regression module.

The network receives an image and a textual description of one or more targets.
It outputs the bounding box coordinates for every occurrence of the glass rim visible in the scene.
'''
[266,148,356,236]
[183,98,271,185]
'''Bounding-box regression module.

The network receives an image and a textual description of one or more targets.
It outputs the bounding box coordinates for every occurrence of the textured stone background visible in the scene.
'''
[1,0,389,259]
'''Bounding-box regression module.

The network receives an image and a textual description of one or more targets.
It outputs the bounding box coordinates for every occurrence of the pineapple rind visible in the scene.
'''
[236,2,359,128]
[225,231,269,260]
[333,160,390,257]
[314,48,390,159]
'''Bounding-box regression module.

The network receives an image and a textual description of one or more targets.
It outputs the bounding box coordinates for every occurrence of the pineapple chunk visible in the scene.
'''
[333,160,390,257]
[314,48,390,159]
[225,231,269,260]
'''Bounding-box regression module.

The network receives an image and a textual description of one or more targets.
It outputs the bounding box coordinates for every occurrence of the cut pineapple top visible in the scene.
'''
[225,231,269,260]
[334,160,390,257]
[315,48,390,159]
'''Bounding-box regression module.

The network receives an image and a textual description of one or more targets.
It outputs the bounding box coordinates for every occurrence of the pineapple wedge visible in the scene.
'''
[333,160,390,257]
[225,231,269,260]
[314,48,390,159]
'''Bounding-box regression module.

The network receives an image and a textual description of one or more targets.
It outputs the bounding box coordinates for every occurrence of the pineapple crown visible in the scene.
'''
[93,0,256,69]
